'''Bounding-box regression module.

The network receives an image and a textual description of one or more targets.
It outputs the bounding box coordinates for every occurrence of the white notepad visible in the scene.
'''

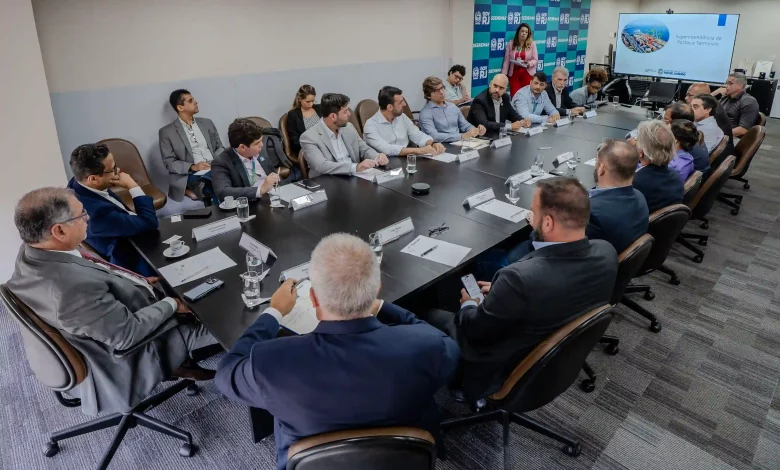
[278,184,312,203]
[280,280,319,335]
[400,235,471,267]
[474,199,529,223]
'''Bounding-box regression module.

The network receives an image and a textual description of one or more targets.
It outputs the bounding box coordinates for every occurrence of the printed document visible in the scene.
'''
[400,235,471,267]
[158,247,236,287]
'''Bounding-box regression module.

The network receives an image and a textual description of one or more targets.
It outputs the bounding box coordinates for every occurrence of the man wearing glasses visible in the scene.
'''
[66,143,159,275]
[443,65,472,105]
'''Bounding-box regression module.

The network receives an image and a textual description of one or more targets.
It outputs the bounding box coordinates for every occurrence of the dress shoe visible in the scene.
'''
[172,360,215,381]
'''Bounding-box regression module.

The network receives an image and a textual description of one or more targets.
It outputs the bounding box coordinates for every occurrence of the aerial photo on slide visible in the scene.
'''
[621,20,670,53]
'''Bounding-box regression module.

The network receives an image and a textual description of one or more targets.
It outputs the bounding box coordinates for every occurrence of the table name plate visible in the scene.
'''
[239,233,277,263]
[280,262,310,283]
[374,169,405,184]
[554,117,571,127]
[192,216,241,242]
[462,188,496,209]
[584,110,598,119]
[526,126,544,136]
[505,170,533,185]
[376,217,415,245]
[555,151,575,165]
[290,190,328,211]
[491,136,512,149]
[457,150,480,163]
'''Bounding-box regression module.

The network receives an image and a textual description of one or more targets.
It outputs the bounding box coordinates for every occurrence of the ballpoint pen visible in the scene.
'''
[420,245,438,258]
[181,266,209,283]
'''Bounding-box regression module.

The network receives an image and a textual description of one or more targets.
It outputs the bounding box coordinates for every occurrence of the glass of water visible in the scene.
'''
[269,180,282,208]
[646,108,655,120]
[406,154,417,174]
[566,150,581,170]
[246,252,264,275]
[241,271,262,307]
[612,96,619,108]
[500,125,508,138]
[369,232,383,264]
[506,179,521,204]
[531,154,545,176]
[236,197,249,221]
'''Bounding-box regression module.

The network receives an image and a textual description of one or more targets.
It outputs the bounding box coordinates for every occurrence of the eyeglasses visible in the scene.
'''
[452,74,463,81]
[102,166,120,176]
[428,223,449,237]
[54,209,89,226]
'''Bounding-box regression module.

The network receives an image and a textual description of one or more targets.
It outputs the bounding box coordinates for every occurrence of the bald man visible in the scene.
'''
[467,74,530,134]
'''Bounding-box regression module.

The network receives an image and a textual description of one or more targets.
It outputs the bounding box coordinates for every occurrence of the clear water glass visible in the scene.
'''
[612,96,619,108]
[246,252,264,274]
[269,180,282,207]
[506,179,521,204]
[500,125,508,138]
[241,271,262,306]
[407,154,417,174]
[236,197,250,221]
[531,154,545,176]
[646,108,655,120]
[566,150,581,169]
[369,232,383,264]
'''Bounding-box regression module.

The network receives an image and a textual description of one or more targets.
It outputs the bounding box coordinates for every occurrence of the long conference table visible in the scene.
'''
[132,104,647,442]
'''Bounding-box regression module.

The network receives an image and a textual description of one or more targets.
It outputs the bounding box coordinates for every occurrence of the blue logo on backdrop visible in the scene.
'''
[546,33,558,50]
[536,12,548,26]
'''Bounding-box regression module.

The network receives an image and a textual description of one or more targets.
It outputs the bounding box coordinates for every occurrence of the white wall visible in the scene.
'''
[0,0,65,279]
[585,0,640,70]
[450,0,476,92]
[638,0,780,74]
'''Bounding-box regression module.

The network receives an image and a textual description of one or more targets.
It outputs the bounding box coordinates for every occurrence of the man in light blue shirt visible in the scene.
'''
[691,95,725,152]
[419,76,486,143]
[511,72,560,125]
[363,86,446,157]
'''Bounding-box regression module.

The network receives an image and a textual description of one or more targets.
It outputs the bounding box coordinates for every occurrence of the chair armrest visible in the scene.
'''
[112,317,181,359]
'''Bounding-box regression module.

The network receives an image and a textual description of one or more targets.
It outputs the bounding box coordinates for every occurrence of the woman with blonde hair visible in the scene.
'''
[285,84,321,157]
[501,23,538,97]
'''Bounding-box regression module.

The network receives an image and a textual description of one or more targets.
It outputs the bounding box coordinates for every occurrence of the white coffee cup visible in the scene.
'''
[223,196,235,207]
[171,240,185,254]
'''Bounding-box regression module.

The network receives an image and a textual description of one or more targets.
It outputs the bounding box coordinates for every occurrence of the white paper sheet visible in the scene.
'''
[400,235,471,267]
[427,153,458,163]
[450,139,489,150]
[475,199,529,223]
[280,280,319,335]
[277,184,312,203]
[193,169,210,176]
[353,168,385,182]
[584,158,597,166]
[158,247,237,287]
[171,215,181,223]
[162,235,181,244]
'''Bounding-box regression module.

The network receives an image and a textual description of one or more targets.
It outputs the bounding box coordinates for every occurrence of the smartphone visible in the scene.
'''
[461,274,484,302]
[182,208,212,219]
[297,179,321,190]
[183,277,224,301]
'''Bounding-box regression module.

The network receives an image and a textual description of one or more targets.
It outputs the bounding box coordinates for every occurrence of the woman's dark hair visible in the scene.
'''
[670,119,699,152]
[512,23,533,51]
[585,69,608,85]
[292,84,316,110]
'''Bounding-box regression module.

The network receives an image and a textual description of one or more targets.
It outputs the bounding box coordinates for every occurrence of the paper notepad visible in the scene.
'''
[400,235,471,267]
[474,199,529,223]
[278,184,313,203]
[426,153,458,163]
[158,247,237,287]
[280,280,319,335]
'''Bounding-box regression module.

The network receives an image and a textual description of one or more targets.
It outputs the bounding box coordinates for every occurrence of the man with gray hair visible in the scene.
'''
[216,233,459,470]
[632,120,684,212]
[713,72,760,138]
[545,66,584,116]
[7,188,216,416]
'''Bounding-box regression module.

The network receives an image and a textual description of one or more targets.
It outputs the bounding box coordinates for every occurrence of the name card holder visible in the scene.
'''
[376,217,415,245]
[554,117,571,127]
[280,262,310,283]
[457,150,480,163]
[505,170,533,185]
[192,216,241,242]
[290,190,328,211]
[374,169,405,185]
[491,136,512,149]
[584,110,598,119]
[527,126,544,136]
[239,233,277,263]
[462,188,496,209]
[555,151,575,166]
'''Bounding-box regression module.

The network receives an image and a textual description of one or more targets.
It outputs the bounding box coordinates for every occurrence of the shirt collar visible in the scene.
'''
[376,110,395,125]
[312,316,384,335]
[427,100,448,109]
[698,116,716,126]
[233,148,258,163]
[51,249,83,258]
[532,240,563,250]
[77,181,110,198]
[323,122,341,140]
[179,117,195,129]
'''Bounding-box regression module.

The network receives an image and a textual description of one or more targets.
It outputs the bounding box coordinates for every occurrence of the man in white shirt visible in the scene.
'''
[691,94,726,152]
[211,119,281,202]
[67,143,159,275]
[363,86,445,157]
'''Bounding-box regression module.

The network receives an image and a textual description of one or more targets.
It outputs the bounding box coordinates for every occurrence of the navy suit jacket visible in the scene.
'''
[587,186,649,253]
[632,164,684,213]
[215,302,460,470]
[67,178,158,275]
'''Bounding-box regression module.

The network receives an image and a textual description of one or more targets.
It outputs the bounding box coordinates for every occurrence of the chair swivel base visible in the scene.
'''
[620,296,662,332]
[718,193,741,215]
[44,380,200,470]
[677,233,707,263]
[658,265,680,285]
[580,338,619,393]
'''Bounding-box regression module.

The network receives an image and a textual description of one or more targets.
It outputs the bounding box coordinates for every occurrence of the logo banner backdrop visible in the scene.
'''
[472,0,591,97]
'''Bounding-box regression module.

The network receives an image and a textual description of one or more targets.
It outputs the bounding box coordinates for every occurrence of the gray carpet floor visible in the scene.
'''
[2,120,779,469]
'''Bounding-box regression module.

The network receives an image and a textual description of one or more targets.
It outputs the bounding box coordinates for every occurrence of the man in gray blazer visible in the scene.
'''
[426,177,618,400]
[211,118,282,202]
[300,93,388,178]
[7,187,216,416]
[159,89,225,201]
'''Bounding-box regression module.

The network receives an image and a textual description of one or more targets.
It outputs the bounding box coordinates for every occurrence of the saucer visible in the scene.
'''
[219,202,237,211]
[163,245,190,258]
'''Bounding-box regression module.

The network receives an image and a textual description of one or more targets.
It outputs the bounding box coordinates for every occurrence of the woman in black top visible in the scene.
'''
[285,85,321,157]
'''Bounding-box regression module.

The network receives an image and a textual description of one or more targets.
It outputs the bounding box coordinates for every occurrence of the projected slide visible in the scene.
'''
[614,13,739,83]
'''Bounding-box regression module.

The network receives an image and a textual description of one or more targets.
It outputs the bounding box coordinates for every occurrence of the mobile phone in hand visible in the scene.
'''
[461,274,484,302]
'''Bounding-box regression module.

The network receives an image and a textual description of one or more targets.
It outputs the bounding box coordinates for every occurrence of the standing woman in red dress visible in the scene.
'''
[502,23,538,98]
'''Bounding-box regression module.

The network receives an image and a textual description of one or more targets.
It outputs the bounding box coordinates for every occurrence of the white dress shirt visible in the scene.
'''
[695,116,725,152]
[324,124,357,174]
[363,111,432,156]
[179,118,214,164]
[234,149,268,197]
[78,182,145,216]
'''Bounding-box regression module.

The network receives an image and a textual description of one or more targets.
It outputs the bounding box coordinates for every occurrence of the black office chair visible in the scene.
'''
[354,100,379,136]
[708,135,729,166]
[440,304,613,469]
[0,285,201,470]
[718,126,766,215]
[286,427,436,470]
[298,149,310,180]
[682,171,702,210]
[677,156,737,263]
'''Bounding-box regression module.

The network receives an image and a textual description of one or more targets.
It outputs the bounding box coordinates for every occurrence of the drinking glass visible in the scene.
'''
[246,252,264,274]
[506,179,521,205]
[500,125,508,138]
[406,154,417,174]
[566,150,581,170]
[369,232,383,264]
[241,271,262,307]
[269,180,282,208]
[612,96,619,108]
[646,108,656,120]
[236,197,250,221]
[531,154,545,176]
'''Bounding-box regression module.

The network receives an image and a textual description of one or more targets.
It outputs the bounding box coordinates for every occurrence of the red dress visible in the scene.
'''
[509,50,533,97]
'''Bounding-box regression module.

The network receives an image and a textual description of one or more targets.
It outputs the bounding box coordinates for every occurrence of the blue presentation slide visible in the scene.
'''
[614,13,739,83]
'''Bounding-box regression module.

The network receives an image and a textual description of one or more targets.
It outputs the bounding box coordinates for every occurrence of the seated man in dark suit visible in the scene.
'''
[426,177,618,400]
[66,143,158,275]
[216,233,459,470]
[589,140,649,253]
[211,118,282,203]
[546,66,585,117]
[632,120,684,213]
[467,73,529,134]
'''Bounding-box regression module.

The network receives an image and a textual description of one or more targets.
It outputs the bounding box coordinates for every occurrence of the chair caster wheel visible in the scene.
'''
[185,384,199,396]
[644,291,655,301]
[669,277,680,286]
[562,443,581,457]
[731,209,739,215]
[471,398,487,413]
[579,379,595,393]
[605,344,619,355]
[692,255,703,264]
[698,239,708,246]
[649,321,662,333]
[700,221,709,229]
[735,196,743,205]
[43,441,60,458]
[744,183,750,190]
[179,443,198,458]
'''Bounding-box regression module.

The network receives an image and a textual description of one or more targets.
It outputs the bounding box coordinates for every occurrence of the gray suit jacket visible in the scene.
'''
[299,120,378,177]
[6,245,193,415]
[158,117,225,201]
[211,148,277,202]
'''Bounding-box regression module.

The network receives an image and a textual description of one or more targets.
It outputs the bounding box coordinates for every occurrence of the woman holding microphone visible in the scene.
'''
[502,23,538,97]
